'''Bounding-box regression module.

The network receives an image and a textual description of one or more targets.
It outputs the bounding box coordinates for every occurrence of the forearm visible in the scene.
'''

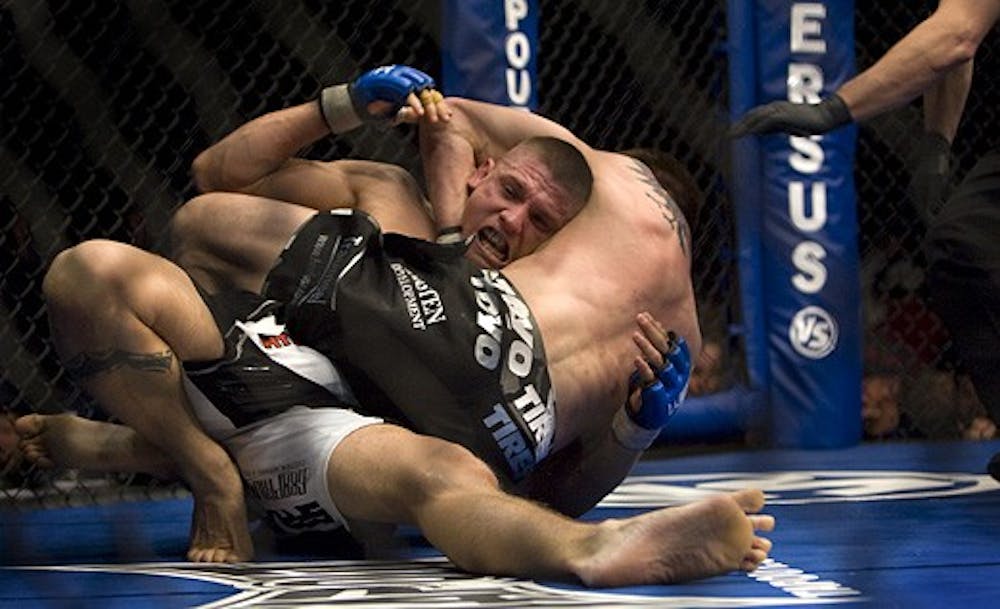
[419,109,478,230]
[192,101,330,193]
[518,431,641,517]
[445,97,585,155]
[923,58,973,141]
[838,1,988,122]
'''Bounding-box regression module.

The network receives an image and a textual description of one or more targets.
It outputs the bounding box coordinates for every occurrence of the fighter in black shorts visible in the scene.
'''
[20,66,738,577]
[263,209,555,486]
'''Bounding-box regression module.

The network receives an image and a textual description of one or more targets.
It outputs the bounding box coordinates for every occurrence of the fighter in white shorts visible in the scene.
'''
[183,288,381,536]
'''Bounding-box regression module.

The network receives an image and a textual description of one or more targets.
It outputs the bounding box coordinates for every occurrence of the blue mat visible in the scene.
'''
[3,440,998,608]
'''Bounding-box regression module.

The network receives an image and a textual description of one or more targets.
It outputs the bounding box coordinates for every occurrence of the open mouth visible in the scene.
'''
[475,226,510,266]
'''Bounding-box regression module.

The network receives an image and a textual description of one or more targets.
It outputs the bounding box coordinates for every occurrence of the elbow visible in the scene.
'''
[931,10,986,70]
[191,148,238,194]
[190,151,217,193]
[946,31,978,67]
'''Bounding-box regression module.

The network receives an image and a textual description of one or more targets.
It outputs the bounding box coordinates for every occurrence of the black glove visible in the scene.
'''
[729,94,852,138]
[908,131,952,222]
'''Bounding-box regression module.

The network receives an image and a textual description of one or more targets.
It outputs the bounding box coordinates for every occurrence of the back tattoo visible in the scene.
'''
[627,159,691,257]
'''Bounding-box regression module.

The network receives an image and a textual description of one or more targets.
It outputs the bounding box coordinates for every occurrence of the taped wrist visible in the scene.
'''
[435,225,464,245]
[318,84,363,134]
[612,405,661,451]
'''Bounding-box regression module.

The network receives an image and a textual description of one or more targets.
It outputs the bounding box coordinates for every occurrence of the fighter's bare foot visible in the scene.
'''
[575,489,774,587]
[17,413,253,562]
[15,413,176,477]
[17,413,118,470]
[187,490,255,563]
[182,448,255,563]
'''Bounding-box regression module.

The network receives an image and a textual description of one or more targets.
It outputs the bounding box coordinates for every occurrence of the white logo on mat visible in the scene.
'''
[600,470,1000,508]
[28,557,859,607]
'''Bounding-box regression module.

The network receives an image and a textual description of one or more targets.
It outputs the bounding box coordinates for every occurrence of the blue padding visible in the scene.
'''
[726,0,770,395]
[660,387,762,443]
[441,0,538,108]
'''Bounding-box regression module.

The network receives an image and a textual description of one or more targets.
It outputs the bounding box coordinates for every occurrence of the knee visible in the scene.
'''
[43,240,134,307]
[407,440,500,505]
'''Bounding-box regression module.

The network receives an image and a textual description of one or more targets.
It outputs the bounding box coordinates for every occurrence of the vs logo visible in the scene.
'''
[788,305,838,359]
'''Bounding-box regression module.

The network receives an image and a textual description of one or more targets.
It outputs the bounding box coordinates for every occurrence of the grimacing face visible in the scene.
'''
[460,146,579,269]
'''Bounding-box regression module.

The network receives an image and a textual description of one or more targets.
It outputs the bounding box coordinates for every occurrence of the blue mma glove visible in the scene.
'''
[614,333,692,450]
[319,64,436,133]
[631,333,691,429]
[350,64,435,119]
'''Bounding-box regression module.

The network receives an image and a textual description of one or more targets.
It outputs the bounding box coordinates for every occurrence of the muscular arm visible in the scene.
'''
[241,159,434,237]
[439,98,586,156]
[419,98,592,229]
[923,57,974,142]
[838,0,998,122]
[191,101,330,194]
[190,99,432,237]
[516,431,641,517]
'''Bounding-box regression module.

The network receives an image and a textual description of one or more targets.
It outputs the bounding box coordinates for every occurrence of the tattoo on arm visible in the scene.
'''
[65,349,175,381]
[627,160,691,257]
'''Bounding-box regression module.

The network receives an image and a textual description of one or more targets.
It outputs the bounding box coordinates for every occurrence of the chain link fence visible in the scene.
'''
[855,1,1000,440]
[1,0,997,505]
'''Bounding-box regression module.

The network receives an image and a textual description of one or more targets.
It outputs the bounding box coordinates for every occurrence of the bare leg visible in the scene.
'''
[170,193,316,294]
[327,424,774,587]
[43,240,252,563]
[16,413,175,478]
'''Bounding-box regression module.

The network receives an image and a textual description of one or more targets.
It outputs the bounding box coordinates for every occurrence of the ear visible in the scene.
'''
[467,158,495,190]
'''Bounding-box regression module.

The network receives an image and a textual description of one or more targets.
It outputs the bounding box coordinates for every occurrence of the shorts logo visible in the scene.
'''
[788,305,837,359]
[471,270,555,480]
[390,262,447,330]
[246,467,309,501]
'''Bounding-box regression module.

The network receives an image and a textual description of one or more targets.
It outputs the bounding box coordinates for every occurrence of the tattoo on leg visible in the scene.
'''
[65,349,174,380]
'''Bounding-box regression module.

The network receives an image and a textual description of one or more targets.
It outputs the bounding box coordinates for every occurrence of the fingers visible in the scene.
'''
[633,312,691,392]
[635,312,670,354]
[396,89,451,125]
[632,332,664,373]
[406,92,426,117]
[417,88,450,123]
[632,355,657,387]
